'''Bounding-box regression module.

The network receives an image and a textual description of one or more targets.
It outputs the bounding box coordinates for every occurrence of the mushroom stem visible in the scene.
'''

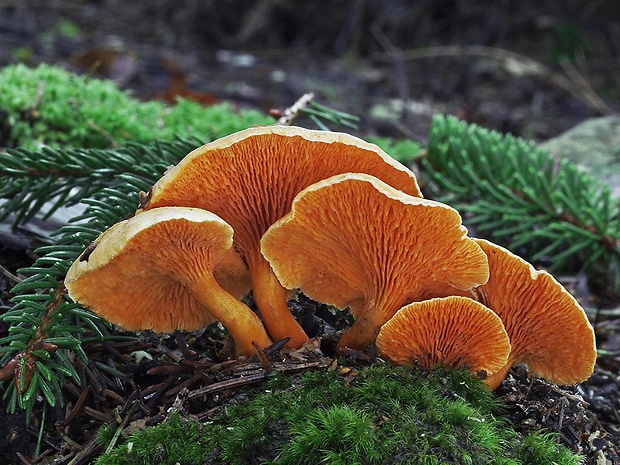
[483,356,515,390]
[190,272,272,357]
[337,309,383,352]
[249,253,309,348]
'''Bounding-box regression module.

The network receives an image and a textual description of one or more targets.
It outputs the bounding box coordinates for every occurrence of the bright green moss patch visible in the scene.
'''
[367,136,422,164]
[96,365,582,465]
[96,412,216,465]
[0,64,421,168]
[0,63,274,149]
[515,433,583,465]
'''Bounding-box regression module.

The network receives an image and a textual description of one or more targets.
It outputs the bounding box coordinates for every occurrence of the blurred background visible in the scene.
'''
[1,0,619,143]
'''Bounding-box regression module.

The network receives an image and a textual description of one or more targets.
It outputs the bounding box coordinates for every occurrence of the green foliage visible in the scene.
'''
[423,114,620,288]
[550,24,591,63]
[96,365,581,465]
[515,433,583,464]
[0,138,265,418]
[56,20,81,38]
[0,139,198,228]
[284,406,378,465]
[96,412,216,465]
[301,100,361,131]
[367,136,422,164]
[0,63,273,149]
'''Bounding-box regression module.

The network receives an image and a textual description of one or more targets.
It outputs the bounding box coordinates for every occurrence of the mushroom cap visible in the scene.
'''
[376,296,511,376]
[474,239,597,387]
[65,207,250,333]
[139,125,422,347]
[261,173,490,348]
[141,124,422,257]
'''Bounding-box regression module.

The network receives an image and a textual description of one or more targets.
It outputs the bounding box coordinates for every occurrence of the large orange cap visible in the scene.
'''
[65,207,271,357]
[473,239,597,389]
[140,125,422,348]
[261,173,490,351]
[376,296,511,377]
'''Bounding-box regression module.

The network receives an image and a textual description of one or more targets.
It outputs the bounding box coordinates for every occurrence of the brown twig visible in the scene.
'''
[63,386,92,427]
[187,371,273,399]
[82,406,110,422]
[174,331,196,359]
[0,286,64,391]
[548,383,590,406]
[16,452,33,465]
[187,360,326,399]
[87,120,120,148]
[253,340,273,372]
[271,92,315,125]
[22,81,45,122]
[165,374,205,398]
[263,337,290,358]
[558,59,614,115]
[0,263,23,283]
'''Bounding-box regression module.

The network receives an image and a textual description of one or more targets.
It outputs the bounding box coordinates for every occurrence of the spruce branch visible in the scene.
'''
[0,140,203,417]
[0,139,197,228]
[301,101,360,130]
[422,114,620,288]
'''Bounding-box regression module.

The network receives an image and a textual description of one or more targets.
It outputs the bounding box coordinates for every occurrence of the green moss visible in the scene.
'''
[366,137,422,164]
[283,406,380,465]
[515,433,583,465]
[96,365,581,465]
[96,412,218,465]
[0,63,273,149]
[0,64,423,169]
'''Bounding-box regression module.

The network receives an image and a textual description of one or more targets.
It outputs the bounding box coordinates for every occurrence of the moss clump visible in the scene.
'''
[0,63,274,149]
[96,364,581,465]
[96,412,214,465]
[366,136,422,164]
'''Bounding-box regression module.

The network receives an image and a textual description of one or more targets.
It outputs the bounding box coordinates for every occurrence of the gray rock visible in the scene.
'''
[540,116,620,196]
[0,202,86,250]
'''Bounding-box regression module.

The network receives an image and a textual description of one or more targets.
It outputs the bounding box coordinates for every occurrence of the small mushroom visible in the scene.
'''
[261,173,490,351]
[140,125,422,348]
[472,239,596,389]
[376,296,511,377]
[65,207,272,357]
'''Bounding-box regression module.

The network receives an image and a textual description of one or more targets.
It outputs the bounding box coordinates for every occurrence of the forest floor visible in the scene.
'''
[0,1,619,464]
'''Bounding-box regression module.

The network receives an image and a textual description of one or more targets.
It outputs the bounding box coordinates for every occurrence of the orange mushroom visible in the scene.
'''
[376,296,511,377]
[139,125,422,348]
[65,207,272,357]
[261,173,490,351]
[472,239,596,389]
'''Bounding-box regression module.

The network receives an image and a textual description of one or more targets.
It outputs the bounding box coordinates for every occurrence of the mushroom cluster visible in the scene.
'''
[66,124,596,389]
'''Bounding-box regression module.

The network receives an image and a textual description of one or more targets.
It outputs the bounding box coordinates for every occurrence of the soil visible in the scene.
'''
[1,2,620,464]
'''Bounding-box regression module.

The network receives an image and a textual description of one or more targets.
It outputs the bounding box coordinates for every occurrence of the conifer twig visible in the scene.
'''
[0,287,64,393]
[271,92,315,125]
[87,120,120,148]
[422,114,620,289]
[270,93,360,130]
[0,141,201,416]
